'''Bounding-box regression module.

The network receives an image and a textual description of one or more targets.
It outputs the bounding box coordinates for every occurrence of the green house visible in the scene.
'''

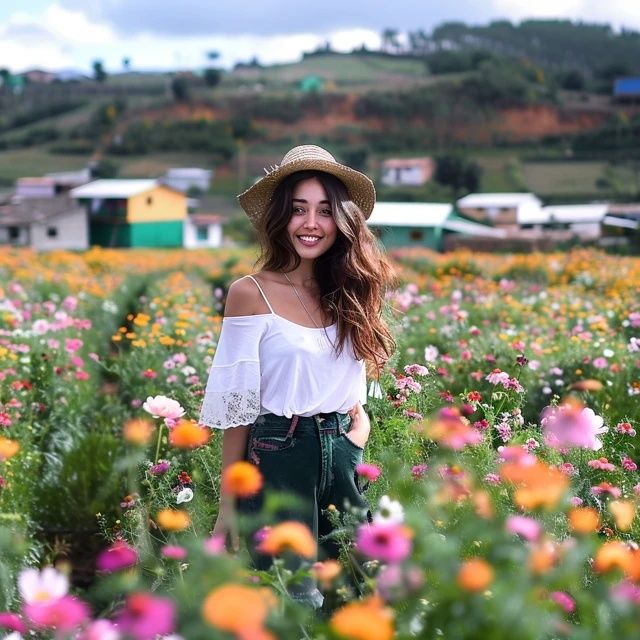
[367,202,505,250]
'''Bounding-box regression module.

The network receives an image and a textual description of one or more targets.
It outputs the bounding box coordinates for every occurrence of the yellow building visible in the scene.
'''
[71,179,188,247]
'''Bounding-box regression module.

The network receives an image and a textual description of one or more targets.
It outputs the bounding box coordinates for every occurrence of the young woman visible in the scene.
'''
[198,144,395,607]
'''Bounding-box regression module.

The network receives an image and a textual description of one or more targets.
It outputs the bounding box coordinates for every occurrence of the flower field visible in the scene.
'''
[0,246,639,639]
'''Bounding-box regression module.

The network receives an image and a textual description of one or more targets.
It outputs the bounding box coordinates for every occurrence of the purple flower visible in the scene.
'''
[149,460,171,475]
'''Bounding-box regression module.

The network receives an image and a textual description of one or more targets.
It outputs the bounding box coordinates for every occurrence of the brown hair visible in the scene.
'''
[256,170,396,373]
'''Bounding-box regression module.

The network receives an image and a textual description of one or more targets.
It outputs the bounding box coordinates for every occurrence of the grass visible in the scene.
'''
[521,160,606,194]
[0,146,92,185]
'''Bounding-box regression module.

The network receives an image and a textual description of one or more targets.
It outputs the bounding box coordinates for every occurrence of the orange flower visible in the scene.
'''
[500,461,568,510]
[609,500,636,531]
[123,418,155,445]
[567,507,600,534]
[457,558,494,592]
[258,521,316,559]
[0,436,19,461]
[222,461,263,498]
[169,420,210,449]
[569,379,603,392]
[594,541,631,574]
[312,560,342,588]
[330,595,394,640]
[528,540,557,575]
[202,584,275,635]
[156,509,190,531]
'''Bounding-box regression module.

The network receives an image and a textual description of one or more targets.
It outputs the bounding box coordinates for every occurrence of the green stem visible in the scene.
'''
[154,422,164,464]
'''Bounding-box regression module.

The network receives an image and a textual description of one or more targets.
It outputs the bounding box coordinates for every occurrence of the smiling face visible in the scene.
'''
[286,176,338,262]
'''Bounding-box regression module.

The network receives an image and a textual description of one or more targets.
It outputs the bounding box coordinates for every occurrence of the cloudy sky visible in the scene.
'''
[1,0,639,74]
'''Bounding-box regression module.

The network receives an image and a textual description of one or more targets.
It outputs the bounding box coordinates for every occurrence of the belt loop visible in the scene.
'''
[286,415,299,438]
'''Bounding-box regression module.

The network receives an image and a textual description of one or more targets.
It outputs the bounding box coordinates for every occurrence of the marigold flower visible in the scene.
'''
[330,595,394,640]
[122,418,155,446]
[312,559,342,588]
[168,420,210,449]
[222,461,263,498]
[568,507,600,534]
[258,521,316,558]
[0,436,20,461]
[156,509,190,531]
[609,500,636,531]
[594,541,632,574]
[501,460,569,510]
[528,540,557,575]
[569,379,603,392]
[457,558,494,592]
[202,584,275,634]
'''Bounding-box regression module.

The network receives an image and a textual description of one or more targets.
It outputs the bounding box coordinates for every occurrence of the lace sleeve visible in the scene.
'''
[198,316,267,430]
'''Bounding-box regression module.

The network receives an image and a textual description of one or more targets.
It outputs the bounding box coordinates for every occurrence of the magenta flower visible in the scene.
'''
[591,482,622,498]
[549,591,576,614]
[542,404,607,450]
[149,460,171,475]
[355,463,381,482]
[96,540,138,572]
[484,473,501,485]
[0,612,26,634]
[505,515,541,542]
[611,581,640,604]
[203,534,225,556]
[622,456,638,472]
[615,422,636,436]
[78,618,120,640]
[356,522,412,564]
[411,464,428,479]
[24,595,89,633]
[161,545,187,561]
[116,592,175,640]
[404,364,429,377]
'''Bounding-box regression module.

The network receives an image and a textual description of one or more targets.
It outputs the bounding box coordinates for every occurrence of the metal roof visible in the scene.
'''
[442,218,507,237]
[367,202,453,227]
[457,192,541,208]
[543,204,609,223]
[71,179,158,199]
[603,215,639,229]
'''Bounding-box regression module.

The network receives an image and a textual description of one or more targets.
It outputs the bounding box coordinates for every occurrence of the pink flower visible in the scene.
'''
[588,457,616,472]
[64,338,83,353]
[149,460,170,475]
[611,581,640,604]
[591,482,621,498]
[24,595,89,633]
[484,473,501,485]
[542,404,607,450]
[355,523,412,564]
[549,591,576,614]
[402,410,423,420]
[116,592,175,640]
[615,422,636,436]
[142,396,185,420]
[592,357,608,369]
[161,545,187,561]
[0,612,26,634]
[411,464,428,479]
[404,364,428,377]
[78,619,121,640]
[559,463,578,476]
[569,496,584,507]
[142,369,157,379]
[18,567,68,603]
[203,535,225,555]
[486,369,509,385]
[505,515,541,542]
[355,463,381,482]
[622,456,638,472]
[96,540,138,572]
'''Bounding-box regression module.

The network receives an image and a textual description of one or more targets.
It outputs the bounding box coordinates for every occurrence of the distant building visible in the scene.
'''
[367,202,505,250]
[184,213,224,248]
[71,179,187,248]
[21,69,56,84]
[613,77,640,103]
[0,197,88,250]
[456,193,544,231]
[16,169,91,199]
[381,158,436,187]
[299,75,324,93]
[542,204,609,240]
[162,168,212,193]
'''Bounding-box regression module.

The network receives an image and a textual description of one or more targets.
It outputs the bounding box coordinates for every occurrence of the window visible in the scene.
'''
[8,226,19,240]
[146,196,153,205]
[196,226,208,241]
[47,227,58,238]
[409,230,424,241]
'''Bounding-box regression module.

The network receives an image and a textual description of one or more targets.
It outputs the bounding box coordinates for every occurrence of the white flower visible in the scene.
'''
[142,395,185,420]
[176,488,194,504]
[424,345,439,362]
[373,495,405,525]
[18,567,68,604]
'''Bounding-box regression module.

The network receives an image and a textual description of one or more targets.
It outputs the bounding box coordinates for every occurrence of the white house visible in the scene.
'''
[163,168,212,193]
[542,204,609,239]
[457,192,544,229]
[183,213,224,248]
[381,158,435,187]
[0,197,88,250]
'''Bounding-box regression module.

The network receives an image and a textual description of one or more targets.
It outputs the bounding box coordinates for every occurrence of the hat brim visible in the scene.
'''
[237,157,376,228]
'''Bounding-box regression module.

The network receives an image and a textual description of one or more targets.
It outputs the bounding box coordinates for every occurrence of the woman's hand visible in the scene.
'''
[212,499,239,552]
[346,402,371,448]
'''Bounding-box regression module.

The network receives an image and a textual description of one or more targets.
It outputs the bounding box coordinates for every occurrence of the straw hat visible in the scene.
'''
[237,145,376,227]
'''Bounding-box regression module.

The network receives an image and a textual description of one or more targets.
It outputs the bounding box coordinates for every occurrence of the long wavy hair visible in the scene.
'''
[256,170,396,373]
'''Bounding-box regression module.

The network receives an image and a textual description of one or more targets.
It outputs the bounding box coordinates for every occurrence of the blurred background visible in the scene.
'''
[1,0,639,252]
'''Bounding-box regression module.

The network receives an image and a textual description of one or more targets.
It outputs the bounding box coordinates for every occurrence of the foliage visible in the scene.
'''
[434,154,482,196]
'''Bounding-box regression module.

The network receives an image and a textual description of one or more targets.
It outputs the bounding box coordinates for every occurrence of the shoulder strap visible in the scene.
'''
[244,275,275,314]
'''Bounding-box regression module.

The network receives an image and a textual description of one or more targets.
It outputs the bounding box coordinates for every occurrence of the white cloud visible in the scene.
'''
[43,3,114,44]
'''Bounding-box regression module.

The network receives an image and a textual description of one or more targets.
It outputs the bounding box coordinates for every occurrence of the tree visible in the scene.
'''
[171,75,190,102]
[203,68,222,87]
[122,57,131,72]
[381,29,401,54]
[434,155,482,197]
[93,59,107,83]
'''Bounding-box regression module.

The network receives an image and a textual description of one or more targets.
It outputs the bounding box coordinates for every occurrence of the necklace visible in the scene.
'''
[283,272,320,329]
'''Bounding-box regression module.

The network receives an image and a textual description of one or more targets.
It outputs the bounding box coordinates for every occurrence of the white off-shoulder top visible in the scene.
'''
[198,277,367,430]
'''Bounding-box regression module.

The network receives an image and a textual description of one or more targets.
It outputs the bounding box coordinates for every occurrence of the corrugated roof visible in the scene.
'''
[603,215,639,229]
[367,202,453,227]
[442,218,507,237]
[457,192,541,208]
[71,179,158,199]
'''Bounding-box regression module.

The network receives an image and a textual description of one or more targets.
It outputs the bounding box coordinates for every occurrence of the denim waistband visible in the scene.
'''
[257,411,351,434]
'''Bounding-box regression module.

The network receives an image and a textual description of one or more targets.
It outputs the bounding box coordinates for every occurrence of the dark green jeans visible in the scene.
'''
[238,411,369,608]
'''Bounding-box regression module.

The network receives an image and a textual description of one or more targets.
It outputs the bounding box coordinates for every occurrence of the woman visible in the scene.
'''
[199,145,395,607]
